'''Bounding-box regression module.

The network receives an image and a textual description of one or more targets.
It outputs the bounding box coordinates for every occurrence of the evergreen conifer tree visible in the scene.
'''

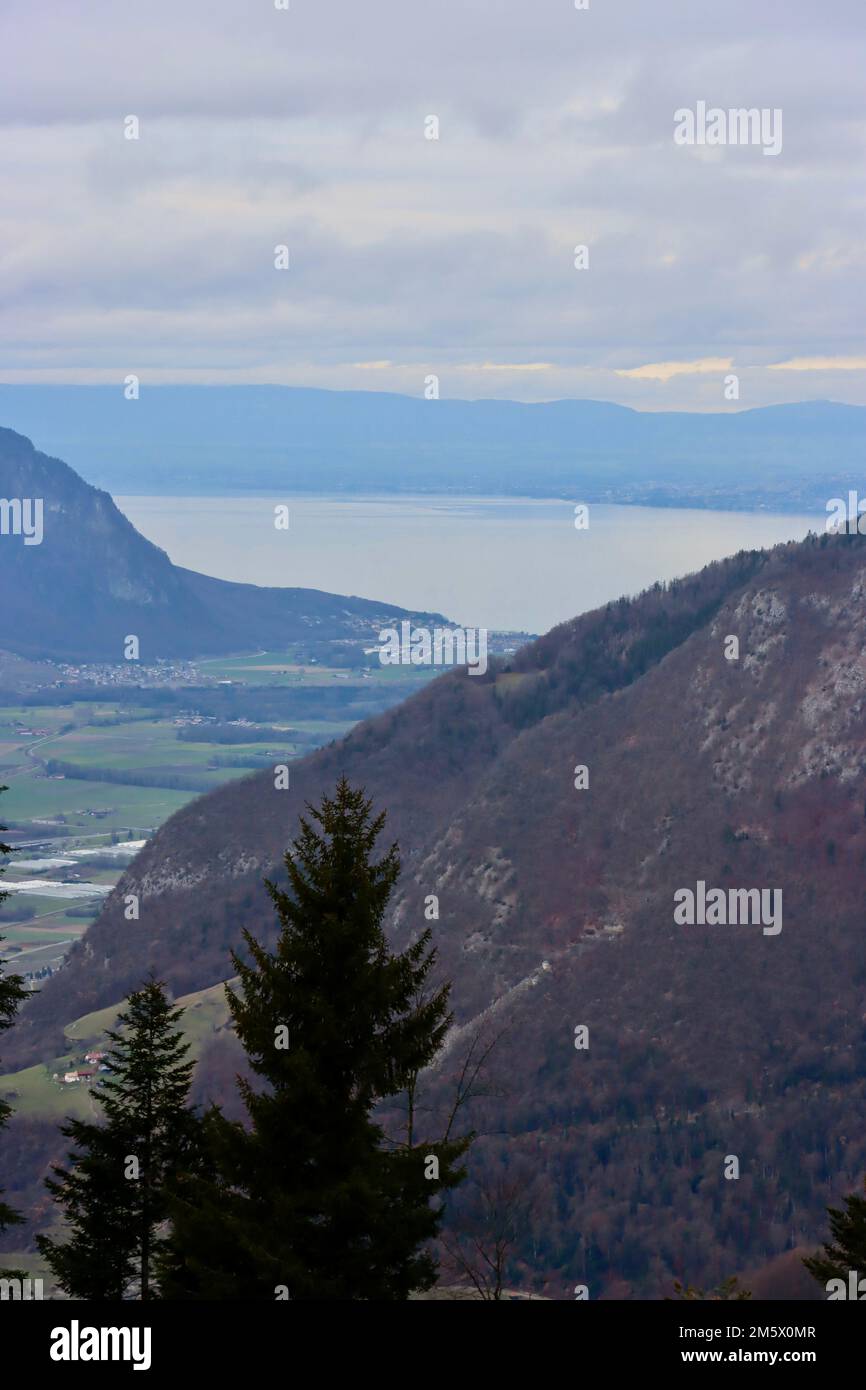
[804,1179,866,1291]
[163,778,468,1300]
[38,977,197,1299]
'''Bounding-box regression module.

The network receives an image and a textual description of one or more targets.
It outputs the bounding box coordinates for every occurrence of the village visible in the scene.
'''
[52,1049,110,1088]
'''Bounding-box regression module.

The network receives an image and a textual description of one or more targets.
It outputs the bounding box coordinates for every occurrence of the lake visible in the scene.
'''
[117,495,822,635]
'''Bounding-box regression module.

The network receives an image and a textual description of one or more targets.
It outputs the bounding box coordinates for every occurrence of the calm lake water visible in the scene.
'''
[117,495,822,635]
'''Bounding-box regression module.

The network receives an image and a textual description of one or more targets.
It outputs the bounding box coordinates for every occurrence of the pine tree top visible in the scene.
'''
[98,975,195,1125]
[228,777,451,1108]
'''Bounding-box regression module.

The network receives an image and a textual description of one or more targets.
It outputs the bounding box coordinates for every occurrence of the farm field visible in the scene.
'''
[39,719,300,770]
[0,650,437,986]
[196,648,440,687]
[0,776,192,831]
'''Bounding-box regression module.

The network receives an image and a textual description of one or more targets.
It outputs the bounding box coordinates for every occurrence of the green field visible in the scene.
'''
[197,649,438,688]
[1,894,90,918]
[0,684,336,974]
[0,920,86,942]
[43,719,296,772]
[0,653,435,987]
[0,677,375,830]
[0,667,419,832]
[0,778,194,830]
[66,978,234,1051]
[0,980,236,1122]
[0,1061,94,1120]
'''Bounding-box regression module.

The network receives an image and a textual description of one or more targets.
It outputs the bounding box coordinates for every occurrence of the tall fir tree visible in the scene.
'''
[38,977,198,1299]
[804,1179,866,1291]
[163,778,468,1300]
[0,785,28,1241]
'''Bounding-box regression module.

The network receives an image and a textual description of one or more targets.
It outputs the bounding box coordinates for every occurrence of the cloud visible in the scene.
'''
[615,358,733,382]
[0,0,864,408]
[465,363,554,373]
[767,356,866,372]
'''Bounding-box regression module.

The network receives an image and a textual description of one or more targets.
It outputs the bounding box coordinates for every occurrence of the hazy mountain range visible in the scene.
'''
[0,427,446,662]
[0,387,864,511]
[8,525,866,1294]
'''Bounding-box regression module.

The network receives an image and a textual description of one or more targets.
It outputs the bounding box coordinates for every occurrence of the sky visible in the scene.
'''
[1,0,864,409]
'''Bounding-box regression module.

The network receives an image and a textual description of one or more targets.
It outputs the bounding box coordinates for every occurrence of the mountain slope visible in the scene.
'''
[0,427,445,660]
[9,530,866,1295]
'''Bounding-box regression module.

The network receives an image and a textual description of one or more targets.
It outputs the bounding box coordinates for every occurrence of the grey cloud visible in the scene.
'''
[0,0,863,406]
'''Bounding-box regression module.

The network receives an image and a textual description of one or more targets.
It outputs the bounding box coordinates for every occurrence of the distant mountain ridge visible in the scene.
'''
[0,427,446,661]
[0,386,863,509]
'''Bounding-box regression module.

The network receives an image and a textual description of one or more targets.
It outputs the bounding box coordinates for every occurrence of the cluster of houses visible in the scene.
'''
[53,1049,110,1086]
[52,660,200,688]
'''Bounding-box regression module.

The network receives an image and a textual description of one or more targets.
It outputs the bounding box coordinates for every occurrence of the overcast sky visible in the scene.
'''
[1,0,864,409]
